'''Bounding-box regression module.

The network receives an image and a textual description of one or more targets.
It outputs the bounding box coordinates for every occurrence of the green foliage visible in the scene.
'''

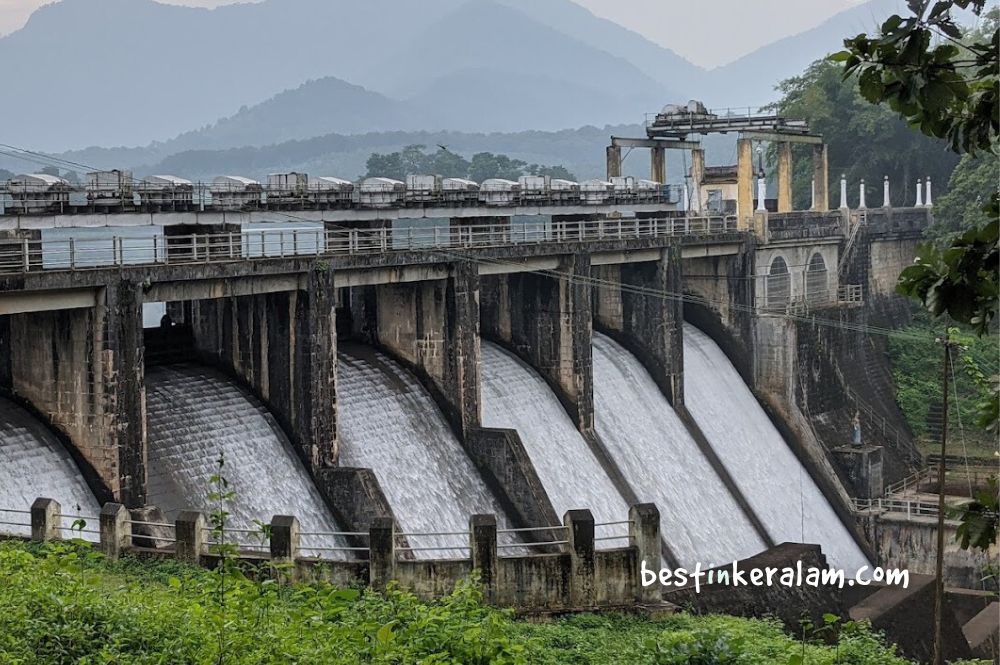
[0,541,527,664]
[954,475,999,551]
[0,541,917,664]
[930,151,1000,241]
[363,144,576,182]
[768,59,958,209]
[846,1,1000,447]
[506,612,909,665]
[897,219,998,335]
[886,313,998,442]
[834,1,998,155]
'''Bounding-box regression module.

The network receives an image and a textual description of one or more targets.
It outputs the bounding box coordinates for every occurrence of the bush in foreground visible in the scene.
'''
[0,540,971,664]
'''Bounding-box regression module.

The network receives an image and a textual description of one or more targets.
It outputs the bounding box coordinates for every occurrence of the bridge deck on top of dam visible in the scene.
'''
[0,216,745,300]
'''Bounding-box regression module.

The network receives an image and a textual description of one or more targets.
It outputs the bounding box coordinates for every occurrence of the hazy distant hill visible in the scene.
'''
[370,1,672,131]
[707,0,902,106]
[131,125,736,186]
[365,1,668,96]
[0,0,466,150]
[166,77,427,152]
[495,0,706,99]
[0,0,914,157]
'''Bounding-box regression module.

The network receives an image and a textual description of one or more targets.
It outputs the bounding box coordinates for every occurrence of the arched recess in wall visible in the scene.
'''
[766,256,790,310]
[805,252,829,304]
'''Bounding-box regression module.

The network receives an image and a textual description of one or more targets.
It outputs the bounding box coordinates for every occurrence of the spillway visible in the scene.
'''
[481,341,630,545]
[145,364,350,558]
[592,333,765,565]
[338,345,517,558]
[682,324,869,569]
[0,397,101,540]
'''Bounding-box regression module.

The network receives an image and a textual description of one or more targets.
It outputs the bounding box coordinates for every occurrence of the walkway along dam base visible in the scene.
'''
[1,115,985,659]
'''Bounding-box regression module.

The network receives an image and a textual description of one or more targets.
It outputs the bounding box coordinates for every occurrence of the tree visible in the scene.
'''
[769,59,959,209]
[468,152,527,182]
[39,166,60,177]
[835,1,998,155]
[364,146,574,183]
[838,0,998,572]
[527,163,576,180]
[364,151,404,180]
[428,148,470,178]
[928,151,999,241]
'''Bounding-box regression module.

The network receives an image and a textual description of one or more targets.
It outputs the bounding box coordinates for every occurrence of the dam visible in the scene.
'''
[0,118,933,607]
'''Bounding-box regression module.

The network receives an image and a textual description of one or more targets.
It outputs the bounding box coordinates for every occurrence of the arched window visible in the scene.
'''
[806,252,829,303]
[766,256,790,309]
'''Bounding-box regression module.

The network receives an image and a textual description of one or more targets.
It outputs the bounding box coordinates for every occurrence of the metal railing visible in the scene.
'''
[853,496,975,519]
[837,284,863,304]
[0,215,740,275]
[838,209,867,275]
[884,467,938,497]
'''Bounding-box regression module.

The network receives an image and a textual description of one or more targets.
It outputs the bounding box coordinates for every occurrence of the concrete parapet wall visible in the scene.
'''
[859,511,998,590]
[15,497,663,613]
[761,210,846,243]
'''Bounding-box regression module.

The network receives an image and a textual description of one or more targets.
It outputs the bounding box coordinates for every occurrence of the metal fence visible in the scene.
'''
[0,215,739,275]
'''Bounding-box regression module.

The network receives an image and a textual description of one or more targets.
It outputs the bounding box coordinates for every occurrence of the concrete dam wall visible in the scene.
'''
[0,325,872,570]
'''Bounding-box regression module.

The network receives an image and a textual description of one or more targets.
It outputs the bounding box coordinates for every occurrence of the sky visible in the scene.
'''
[0,0,865,67]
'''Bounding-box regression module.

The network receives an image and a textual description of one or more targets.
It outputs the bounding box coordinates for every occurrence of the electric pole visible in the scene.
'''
[932,332,952,665]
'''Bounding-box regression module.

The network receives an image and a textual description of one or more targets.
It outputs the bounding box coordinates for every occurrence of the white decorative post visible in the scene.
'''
[756,177,766,211]
[859,179,866,209]
[915,179,924,206]
[839,175,848,209]
[810,178,816,210]
[883,175,890,208]
[925,177,932,206]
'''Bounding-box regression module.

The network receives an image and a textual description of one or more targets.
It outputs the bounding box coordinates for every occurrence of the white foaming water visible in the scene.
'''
[592,333,765,565]
[682,324,869,569]
[338,346,518,558]
[0,397,101,541]
[481,341,630,544]
[145,364,350,558]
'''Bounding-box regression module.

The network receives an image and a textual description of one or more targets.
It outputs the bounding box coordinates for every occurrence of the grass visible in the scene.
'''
[0,539,983,665]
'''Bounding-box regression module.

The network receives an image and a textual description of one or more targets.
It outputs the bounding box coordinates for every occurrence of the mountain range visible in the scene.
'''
[0,0,904,161]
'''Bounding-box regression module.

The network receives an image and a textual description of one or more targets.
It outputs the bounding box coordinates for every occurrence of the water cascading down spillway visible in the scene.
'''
[145,364,350,557]
[682,324,869,569]
[591,333,766,566]
[337,345,519,558]
[0,397,101,540]
[481,341,630,545]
